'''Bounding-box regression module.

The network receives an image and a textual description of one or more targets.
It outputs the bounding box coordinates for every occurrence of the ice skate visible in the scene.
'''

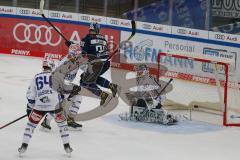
[18,143,28,156]
[67,116,82,131]
[100,92,112,106]
[64,143,73,157]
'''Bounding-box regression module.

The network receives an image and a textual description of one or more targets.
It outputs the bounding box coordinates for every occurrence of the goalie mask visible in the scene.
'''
[136,64,149,77]
[68,44,82,62]
[42,57,55,71]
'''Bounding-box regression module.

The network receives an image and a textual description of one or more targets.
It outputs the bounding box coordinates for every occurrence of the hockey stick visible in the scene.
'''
[0,114,27,130]
[107,20,136,61]
[40,0,68,42]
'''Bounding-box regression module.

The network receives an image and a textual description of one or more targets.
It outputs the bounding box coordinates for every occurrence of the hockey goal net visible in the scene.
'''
[157,52,240,126]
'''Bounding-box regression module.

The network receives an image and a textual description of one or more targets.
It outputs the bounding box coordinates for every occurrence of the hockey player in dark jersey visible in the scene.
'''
[66,22,120,106]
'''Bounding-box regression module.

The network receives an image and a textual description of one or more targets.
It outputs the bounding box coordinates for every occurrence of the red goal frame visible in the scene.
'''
[157,52,240,127]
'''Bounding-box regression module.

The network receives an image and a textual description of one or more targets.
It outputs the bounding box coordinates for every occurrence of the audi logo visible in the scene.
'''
[177,29,187,34]
[50,12,60,18]
[81,16,90,21]
[215,34,225,40]
[142,24,152,30]
[110,19,119,25]
[13,23,62,46]
[19,9,30,15]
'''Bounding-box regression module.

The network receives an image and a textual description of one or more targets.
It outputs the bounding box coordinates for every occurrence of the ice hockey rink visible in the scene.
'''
[1,54,240,160]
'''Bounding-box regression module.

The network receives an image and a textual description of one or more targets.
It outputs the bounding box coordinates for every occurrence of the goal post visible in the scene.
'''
[157,52,240,126]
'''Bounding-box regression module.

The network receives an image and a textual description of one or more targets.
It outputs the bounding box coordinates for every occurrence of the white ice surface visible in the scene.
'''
[0,54,240,160]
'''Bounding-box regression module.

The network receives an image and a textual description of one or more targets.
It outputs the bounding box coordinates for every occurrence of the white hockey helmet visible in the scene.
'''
[42,56,55,71]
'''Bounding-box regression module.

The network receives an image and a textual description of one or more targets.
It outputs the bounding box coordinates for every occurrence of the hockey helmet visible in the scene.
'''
[68,43,82,61]
[42,56,55,71]
[89,22,100,34]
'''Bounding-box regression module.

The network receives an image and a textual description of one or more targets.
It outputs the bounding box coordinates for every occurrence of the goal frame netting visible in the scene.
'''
[157,52,240,127]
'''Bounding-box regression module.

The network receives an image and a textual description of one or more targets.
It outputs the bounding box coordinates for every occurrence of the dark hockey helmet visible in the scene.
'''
[89,22,100,34]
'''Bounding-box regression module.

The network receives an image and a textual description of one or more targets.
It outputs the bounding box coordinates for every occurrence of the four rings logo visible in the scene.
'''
[142,24,152,30]
[215,34,225,40]
[110,19,119,25]
[81,15,90,21]
[19,9,30,15]
[13,23,62,46]
[177,29,187,34]
[50,12,60,18]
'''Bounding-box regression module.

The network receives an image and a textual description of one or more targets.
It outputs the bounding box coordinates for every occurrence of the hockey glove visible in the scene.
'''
[67,85,81,101]
[65,41,74,47]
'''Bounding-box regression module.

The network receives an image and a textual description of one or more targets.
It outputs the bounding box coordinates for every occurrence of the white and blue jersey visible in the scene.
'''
[26,71,62,111]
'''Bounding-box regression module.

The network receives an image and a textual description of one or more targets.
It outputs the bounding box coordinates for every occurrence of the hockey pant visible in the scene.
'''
[21,108,69,145]
[80,60,110,96]
[44,95,82,121]
[51,71,75,94]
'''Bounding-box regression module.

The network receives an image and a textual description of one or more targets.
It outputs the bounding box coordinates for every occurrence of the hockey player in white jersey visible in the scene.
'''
[18,57,73,155]
[41,44,88,130]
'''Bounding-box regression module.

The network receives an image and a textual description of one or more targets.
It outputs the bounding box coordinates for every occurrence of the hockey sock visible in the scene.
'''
[54,110,70,144]
[69,95,82,116]
[22,121,37,145]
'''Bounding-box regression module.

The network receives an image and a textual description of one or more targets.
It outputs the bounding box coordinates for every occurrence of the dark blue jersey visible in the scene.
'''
[82,34,109,61]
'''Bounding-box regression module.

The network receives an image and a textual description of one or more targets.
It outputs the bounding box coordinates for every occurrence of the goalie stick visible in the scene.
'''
[106,20,136,61]
[0,114,27,130]
[157,78,173,97]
